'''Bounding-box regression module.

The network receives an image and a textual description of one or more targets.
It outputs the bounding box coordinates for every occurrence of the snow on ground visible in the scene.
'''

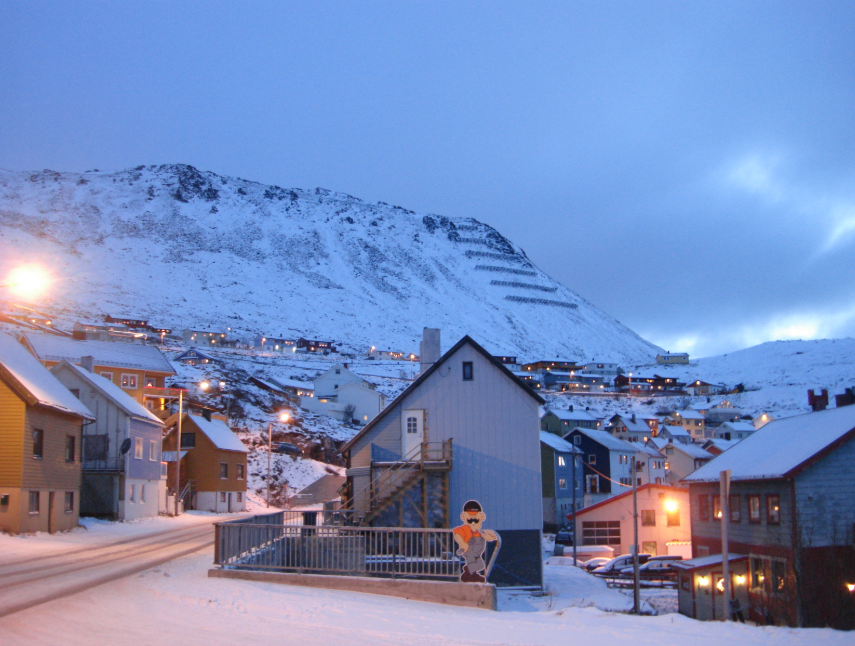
[0,546,849,646]
[246,452,344,498]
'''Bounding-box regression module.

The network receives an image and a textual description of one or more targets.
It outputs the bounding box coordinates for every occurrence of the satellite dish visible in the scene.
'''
[120,438,132,455]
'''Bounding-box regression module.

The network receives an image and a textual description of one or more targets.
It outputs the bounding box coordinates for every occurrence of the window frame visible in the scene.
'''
[64,491,74,513]
[666,508,680,527]
[65,434,76,462]
[220,462,228,479]
[149,439,158,461]
[29,491,40,515]
[32,429,44,460]
[462,361,473,381]
[129,484,135,503]
[120,373,138,389]
[558,478,567,490]
[588,454,596,465]
[236,463,245,480]
[698,495,710,522]
[100,371,113,382]
[748,495,761,523]
[641,509,656,526]
[134,437,143,460]
[729,494,741,523]
[712,495,721,521]
[180,433,196,449]
[766,494,781,524]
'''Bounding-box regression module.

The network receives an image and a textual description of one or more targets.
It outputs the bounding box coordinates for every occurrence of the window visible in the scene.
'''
[33,429,44,459]
[667,508,680,527]
[558,478,567,490]
[665,447,674,455]
[29,491,40,514]
[129,484,135,502]
[64,491,74,513]
[588,455,596,465]
[220,492,227,503]
[581,520,620,546]
[730,494,741,522]
[748,495,761,523]
[181,433,196,448]
[766,494,781,524]
[237,493,243,502]
[134,437,143,459]
[237,463,245,480]
[771,560,786,594]
[751,557,765,590]
[140,485,145,503]
[642,541,657,556]
[641,510,656,526]
[655,477,662,484]
[462,362,473,381]
[558,456,566,467]
[121,374,138,389]
[0,494,8,506]
[65,435,76,462]
[145,377,156,388]
[573,435,581,445]
[149,440,158,461]
[712,496,721,520]
[586,474,599,494]
[698,495,710,521]
[664,461,670,470]
[220,463,228,479]
[406,416,418,434]
[100,371,113,381]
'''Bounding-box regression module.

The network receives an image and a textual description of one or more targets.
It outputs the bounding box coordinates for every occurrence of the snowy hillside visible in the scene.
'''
[0,165,659,363]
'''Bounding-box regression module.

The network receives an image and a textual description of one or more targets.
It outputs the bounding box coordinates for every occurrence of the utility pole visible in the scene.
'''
[174,389,183,516]
[721,469,731,620]
[632,456,640,614]
[572,447,578,566]
[267,421,273,508]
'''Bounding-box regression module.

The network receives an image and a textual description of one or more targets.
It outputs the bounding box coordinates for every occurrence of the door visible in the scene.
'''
[48,492,55,533]
[401,409,424,459]
[228,492,233,513]
[712,571,733,619]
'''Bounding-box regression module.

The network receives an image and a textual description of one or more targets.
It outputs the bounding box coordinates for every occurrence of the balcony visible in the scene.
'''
[83,457,125,472]
[142,387,183,399]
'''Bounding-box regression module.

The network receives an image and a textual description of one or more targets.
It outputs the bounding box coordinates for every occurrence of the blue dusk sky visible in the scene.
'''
[1,1,854,357]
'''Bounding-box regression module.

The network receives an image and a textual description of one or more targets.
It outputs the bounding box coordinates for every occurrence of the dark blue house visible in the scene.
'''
[563,427,635,508]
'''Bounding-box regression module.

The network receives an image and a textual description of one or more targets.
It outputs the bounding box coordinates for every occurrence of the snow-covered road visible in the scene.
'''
[0,516,227,619]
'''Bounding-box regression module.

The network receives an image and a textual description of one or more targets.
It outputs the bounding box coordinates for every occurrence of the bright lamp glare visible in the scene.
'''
[280,412,289,422]
[665,500,678,513]
[5,265,52,299]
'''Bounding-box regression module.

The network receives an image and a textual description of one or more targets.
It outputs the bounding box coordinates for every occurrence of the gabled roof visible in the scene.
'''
[269,376,314,391]
[634,444,662,458]
[668,442,713,460]
[52,361,163,425]
[567,427,634,452]
[609,414,650,433]
[540,431,581,454]
[187,414,248,453]
[543,408,600,422]
[660,425,690,437]
[672,409,705,420]
[571,484,688,518]
[683,405,855,483]
[672,554,747,571]
[341,335,544,453]
[0,333,95,419]
[717,421,756,433]
[702,438,740,453]
[22,332,175,373]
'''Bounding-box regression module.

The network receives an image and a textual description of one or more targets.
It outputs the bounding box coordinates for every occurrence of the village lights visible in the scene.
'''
[847,583,855,593]
[2,264,53,300]
[199,381,210,390]
[267,411,291,508]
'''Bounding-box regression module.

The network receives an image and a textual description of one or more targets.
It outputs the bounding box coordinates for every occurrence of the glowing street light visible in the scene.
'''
[664,499,678,513]
[267,411,291,508]
[2,264,53,300]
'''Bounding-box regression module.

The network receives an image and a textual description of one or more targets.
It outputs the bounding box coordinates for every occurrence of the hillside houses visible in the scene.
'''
[540,406,601,434]
[300,364,385,425]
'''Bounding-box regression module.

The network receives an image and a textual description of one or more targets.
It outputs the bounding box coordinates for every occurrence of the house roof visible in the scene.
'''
[340,335,545,453]
[609,414,650,433]
[270,376,313,391]
[646,437,668,450]
[683,405,855,483]
[540,431,581,454]
[568,427,634,452]
[671,554,748,571]
[188,415,248,453]
[53,361,163,425]
[672,409,705,420]
[0,333,95,419]
[669,442,714,460]
[543,408,600,422]
[660,425,690,437]
[22,332,175,373]
[702,438,740,453]
[571,484,688,518]
[634,444,662,458]
[718,421,756,433]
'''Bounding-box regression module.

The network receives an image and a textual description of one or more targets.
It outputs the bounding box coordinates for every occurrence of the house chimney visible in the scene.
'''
[835,388,854,408]
[343,362,349,369]
[808,389,829,412]
[202,409,212,421]
[569,405,574,412]
[81,356,95,372]
[419,328,440,375]
[631,413,636,423]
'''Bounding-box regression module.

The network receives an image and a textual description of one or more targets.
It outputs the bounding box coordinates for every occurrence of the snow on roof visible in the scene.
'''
[718,421,756,432]
[673,409,705,420]
[23,333,175,373]
[661,425,690,436]
[670,442,713,459]
[57,362,163,425]
[0,333,94,419]
[684,405,855,483]
[571,428,634,452]
[189,415,248,453]
[647,437,668,450]
[540,431,581,454]
[671,553,747,571]
[546,408,599,421]
[703,439,740,452]
[610,414,650,433]
[270,376,313,390]
[635,444,662,458]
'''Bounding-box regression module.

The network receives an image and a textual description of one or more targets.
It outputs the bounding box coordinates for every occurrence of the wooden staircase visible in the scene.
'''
[348,440,453,527]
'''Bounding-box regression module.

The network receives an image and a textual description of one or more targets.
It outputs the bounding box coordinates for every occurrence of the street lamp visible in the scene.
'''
[267,411,290,508]
[2,264,52,300]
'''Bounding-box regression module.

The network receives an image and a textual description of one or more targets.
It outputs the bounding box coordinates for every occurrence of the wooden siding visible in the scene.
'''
[794,434,855,547]
[0,377,26,487]
[350,343,542,531]
[164,417,247,495]
[22,407,84,491]
[41,359,169,407]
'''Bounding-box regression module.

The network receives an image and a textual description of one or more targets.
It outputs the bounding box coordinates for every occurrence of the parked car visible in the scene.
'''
[555,526,574,546]
[582,557,610,571]
[272,441,302,456]
[592,553,652,575]
[618,556,682,578]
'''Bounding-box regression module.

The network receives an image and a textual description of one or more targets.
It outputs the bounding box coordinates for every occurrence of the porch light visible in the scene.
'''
[698,576,709,587]
[847,583,855,593]
[665,500,678,513]
[736,575,746,585]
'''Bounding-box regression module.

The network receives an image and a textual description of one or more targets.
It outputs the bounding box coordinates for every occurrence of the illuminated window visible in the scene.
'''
[121,374,138,389]
[748,495,761,523]
[767,494,781,524]
[134,438,143,459]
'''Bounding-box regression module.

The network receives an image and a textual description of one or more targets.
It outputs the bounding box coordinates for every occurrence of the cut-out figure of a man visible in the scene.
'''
[453,500,498,583]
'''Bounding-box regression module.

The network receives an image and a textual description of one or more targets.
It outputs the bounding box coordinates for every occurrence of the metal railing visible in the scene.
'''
[214,515,501,582]
[82,457,125,472]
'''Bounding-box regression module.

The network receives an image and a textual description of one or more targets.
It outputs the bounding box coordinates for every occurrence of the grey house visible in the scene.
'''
[50,359,165,520]
[340,335,545,587]
[540,431,583,531]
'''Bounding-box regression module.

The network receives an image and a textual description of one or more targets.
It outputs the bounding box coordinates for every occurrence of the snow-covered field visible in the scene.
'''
[0,538,848,646]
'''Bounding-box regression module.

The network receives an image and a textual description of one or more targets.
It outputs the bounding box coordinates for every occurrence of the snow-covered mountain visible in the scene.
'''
[0,164,659,362]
